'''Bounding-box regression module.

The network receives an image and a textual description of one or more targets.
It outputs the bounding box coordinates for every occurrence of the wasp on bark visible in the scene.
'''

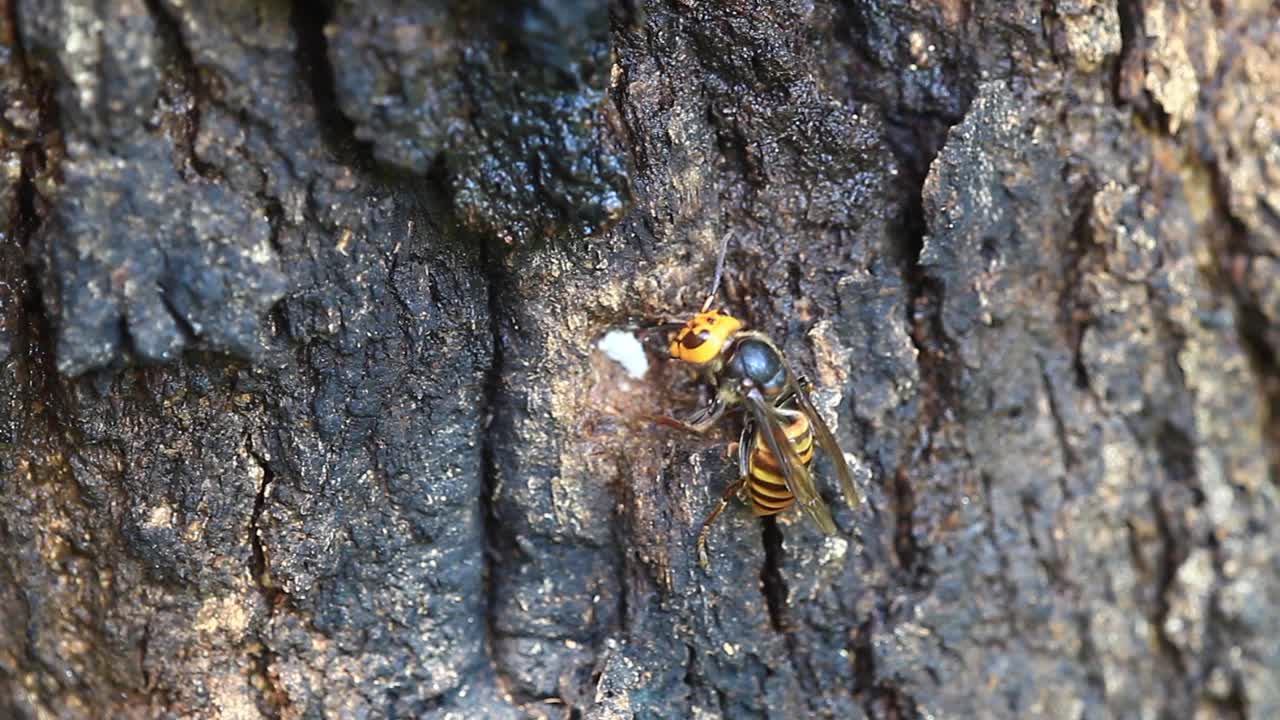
[652,234,861,568]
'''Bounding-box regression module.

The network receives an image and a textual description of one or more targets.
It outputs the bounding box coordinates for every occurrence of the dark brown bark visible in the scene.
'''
[2,1,1278,718]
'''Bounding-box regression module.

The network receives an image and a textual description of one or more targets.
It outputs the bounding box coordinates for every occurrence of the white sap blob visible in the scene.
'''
[596,330,649,379]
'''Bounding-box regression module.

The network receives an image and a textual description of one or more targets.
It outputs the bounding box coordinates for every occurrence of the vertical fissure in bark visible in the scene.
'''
[1211,210,1280,489]
[681,643,699,715]
[1075,611,1109,706]
[1112,0,1141,106]
[1149,402,1205,709]
[850,614,916,718]
[1148,488,1189,682]
[1189,158,1279,715]
[1199,155,1280,497]
[609,497,631,636]
[246,446,285,720]
[894,163,946,588]
[758,517,789,633]
[1200,535,1244,718]
[1232,300,1280,480]
[849,618,875,694]
[14,148,43,334]
[141,0,216,179]
[137,622,151,690]
[1113,0,1167,130]
[1063,180,1101,394]
[477,237,515,700]
[880,106,977,593]
[1209,671,1250,720]
[6,0,66,436]
[473,238,571,711]
[1037,358,1078,484]
[291,0,379,171]
[2,3,93,706]
[761,518,832,715]
[978,470,1016,606]
[1114,0,1143,95]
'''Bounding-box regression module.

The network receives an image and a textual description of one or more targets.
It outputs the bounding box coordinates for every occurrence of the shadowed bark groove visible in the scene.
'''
[478,237,519,706]
[759,518,789,634]
[246,444,285,719]
[3,1,1280,719]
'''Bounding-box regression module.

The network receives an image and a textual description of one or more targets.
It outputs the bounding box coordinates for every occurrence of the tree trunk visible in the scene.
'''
[2,1,1277,718]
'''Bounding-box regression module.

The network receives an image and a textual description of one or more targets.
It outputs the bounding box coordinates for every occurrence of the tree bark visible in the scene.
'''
[2,1,1278,718]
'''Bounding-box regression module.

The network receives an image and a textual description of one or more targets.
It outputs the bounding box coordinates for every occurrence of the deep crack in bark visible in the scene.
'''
[1199,162,1280,502]
[478,236,516,704]
[246,446,285,719]
[759,517,789,633]
[291,0,379,171]
[1148,487,1190,681]
[5,0,58,391]
[877,82,976,594]
[142,0,217,180]
[895,156,944,589]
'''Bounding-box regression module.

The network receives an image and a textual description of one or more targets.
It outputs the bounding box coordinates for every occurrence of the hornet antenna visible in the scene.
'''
[700,230,734,312]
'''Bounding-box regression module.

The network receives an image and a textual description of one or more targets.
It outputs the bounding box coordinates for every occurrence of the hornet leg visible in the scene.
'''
[652,395,727,434]
[696,423,753,569]
[696,476,748,570]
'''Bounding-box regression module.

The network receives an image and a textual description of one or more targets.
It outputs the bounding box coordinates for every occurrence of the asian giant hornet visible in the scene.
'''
[652,233,861,568]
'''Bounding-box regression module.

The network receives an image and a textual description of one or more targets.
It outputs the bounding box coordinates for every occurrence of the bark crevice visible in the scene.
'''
[246,445,286,720]
[759,517,789,634]
[141,0,215,180]
[1200,165,1280,486]
[478,237,517,703]
[290,0,379,172]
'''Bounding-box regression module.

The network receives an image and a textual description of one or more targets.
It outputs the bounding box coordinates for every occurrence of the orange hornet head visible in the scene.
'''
[669,310,743,366]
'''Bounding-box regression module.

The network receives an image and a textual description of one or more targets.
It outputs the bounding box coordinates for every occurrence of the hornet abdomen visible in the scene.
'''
[746,407,814,516]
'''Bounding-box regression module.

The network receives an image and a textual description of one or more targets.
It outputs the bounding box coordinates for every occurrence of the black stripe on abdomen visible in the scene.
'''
[748,474,793,516]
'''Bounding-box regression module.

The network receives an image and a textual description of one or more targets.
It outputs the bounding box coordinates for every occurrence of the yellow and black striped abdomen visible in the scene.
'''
[746,410,814,516]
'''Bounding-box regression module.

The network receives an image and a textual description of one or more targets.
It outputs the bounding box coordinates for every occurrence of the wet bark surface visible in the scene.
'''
[1,1,1278,718]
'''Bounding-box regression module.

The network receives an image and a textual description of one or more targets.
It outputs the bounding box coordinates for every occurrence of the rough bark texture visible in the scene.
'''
[1,1,1277,718]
